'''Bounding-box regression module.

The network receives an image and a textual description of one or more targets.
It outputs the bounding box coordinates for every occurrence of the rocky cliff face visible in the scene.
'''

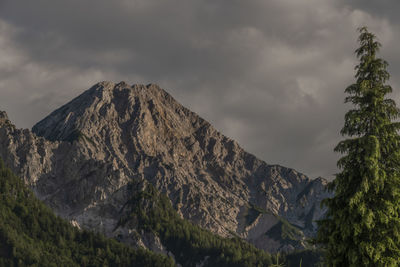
[0,81,332,253]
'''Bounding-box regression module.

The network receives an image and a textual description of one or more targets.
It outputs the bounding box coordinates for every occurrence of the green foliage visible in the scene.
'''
[0,158,175,267]
[266,219,304,243]
[270,253,285,267]
[119,181,278,267]
[284,249,324,267]
[316,27,400,266]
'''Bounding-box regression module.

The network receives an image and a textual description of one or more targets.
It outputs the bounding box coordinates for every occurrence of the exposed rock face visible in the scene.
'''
[0,111,8,124]
[0,81,332,252]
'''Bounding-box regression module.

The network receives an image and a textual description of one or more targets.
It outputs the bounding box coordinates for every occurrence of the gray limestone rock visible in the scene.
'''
[0,81,332,253]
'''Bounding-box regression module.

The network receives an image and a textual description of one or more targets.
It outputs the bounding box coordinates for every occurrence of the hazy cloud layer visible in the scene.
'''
[0,0,399,179]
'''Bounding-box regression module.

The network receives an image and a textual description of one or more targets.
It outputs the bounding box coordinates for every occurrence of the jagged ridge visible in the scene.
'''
[0,81,332,254]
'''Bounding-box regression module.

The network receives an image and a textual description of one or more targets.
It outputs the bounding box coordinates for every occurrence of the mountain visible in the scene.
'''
[0,81,331,255]
[1,155,322,267]
[1,156,298,266]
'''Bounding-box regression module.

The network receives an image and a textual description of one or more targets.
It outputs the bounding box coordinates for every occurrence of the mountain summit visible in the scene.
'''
[0,81,331,253]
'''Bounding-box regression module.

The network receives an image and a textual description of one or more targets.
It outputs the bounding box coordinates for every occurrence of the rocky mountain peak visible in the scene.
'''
[32,81,197,143]
[1,81,332,253]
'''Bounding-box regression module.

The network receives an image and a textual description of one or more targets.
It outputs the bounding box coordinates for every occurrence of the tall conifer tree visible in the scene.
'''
[316,27,400,266]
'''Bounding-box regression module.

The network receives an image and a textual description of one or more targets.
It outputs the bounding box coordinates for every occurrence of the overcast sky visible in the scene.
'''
[0,0,399,179]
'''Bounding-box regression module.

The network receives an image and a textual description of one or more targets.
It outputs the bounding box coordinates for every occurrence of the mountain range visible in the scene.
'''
[0,81,331,265]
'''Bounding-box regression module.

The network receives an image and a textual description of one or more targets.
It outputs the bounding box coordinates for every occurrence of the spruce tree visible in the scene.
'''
[316,27,400,266]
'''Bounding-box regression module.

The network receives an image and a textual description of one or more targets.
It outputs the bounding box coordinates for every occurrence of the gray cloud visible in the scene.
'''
[0,0,399,179]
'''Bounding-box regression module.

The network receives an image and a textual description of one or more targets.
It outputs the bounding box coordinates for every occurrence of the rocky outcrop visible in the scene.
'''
[0,81,332,252]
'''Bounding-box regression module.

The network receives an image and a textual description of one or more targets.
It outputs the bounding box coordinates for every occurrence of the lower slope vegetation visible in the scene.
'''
[119,181,274,266]
[0,159,174,267]
[119,181,321,266]
[0,157,319,266]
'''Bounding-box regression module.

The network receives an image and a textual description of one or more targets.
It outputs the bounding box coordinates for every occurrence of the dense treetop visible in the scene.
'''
[316,27,400,266]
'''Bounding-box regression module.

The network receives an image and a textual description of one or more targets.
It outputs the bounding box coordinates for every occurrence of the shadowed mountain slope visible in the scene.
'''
[0,158,175,266]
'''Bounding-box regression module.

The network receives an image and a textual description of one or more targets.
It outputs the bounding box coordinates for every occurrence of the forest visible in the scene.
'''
[0,158,174,267]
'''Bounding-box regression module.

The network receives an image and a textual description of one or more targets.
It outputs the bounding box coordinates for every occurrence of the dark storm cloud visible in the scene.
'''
[0,0,399,179]
[341,0,400,24]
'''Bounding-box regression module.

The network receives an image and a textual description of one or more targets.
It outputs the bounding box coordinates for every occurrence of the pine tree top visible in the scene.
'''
[316,27,400,266]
